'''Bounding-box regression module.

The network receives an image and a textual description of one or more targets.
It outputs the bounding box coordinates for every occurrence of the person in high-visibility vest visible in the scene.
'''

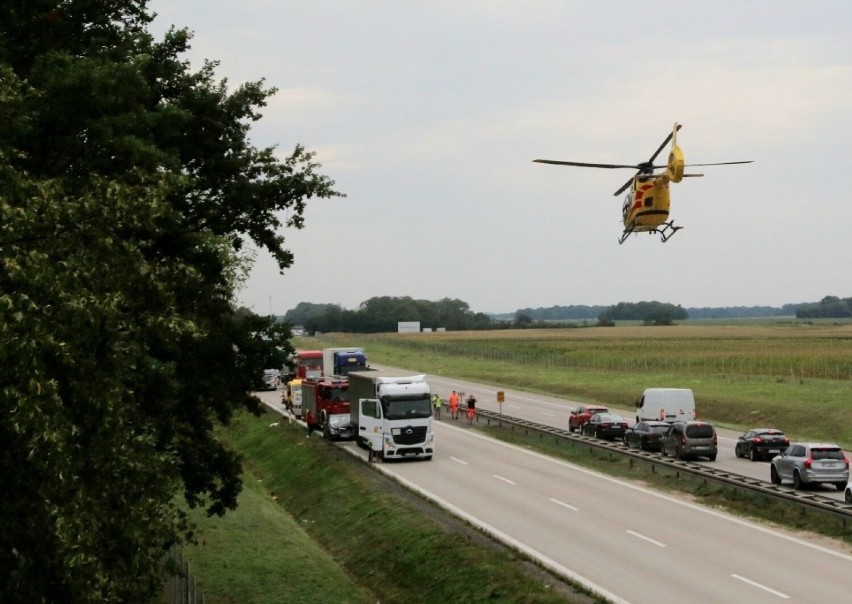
[449,390,460,419]
[432,393,443,420]
[466,393,477,424]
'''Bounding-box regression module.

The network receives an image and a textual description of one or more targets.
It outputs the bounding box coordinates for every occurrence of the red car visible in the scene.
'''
[568,404,609,433]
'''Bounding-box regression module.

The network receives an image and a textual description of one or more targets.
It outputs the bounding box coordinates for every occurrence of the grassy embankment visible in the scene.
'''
[311,323,852,448]
[180,409,597,604]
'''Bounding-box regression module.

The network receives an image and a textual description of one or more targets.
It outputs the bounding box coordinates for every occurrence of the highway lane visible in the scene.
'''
[255,388,852,602]
[412,369,847,501]
[344,420,852,603]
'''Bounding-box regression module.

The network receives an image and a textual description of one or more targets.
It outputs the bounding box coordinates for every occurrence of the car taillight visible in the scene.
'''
[713,433,718,445]
[783,438,790,445]
[804,457,812,469]
[844,457,849,468]
[754,436,762,443]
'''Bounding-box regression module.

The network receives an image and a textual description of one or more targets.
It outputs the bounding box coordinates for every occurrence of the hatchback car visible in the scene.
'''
[734,428,790,461]
[770,443,849,491]
[581,413,628,440]
[623,420,670,451]
[660,421,717,461]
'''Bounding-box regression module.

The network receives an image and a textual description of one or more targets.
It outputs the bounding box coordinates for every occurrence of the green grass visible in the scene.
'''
[182,410,598,604]
[179,457,373,604]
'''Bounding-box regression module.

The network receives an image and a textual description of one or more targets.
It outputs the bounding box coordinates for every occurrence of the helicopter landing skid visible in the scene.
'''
[618,222,683,244]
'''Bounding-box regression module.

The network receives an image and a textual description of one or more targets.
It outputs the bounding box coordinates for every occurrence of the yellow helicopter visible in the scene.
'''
[534,123,752,244]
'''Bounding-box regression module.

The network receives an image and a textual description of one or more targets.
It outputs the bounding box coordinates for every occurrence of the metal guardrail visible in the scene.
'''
[474,408,852,523]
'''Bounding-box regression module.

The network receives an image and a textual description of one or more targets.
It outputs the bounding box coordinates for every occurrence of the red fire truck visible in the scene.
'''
[301,377,354,440]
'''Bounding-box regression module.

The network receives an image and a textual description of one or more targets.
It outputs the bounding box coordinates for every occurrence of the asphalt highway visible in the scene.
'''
[255,383,852,603]
[416,370,847,502]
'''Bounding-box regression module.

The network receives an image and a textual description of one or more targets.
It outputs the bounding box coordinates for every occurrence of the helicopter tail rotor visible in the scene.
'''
[666,122,685,183]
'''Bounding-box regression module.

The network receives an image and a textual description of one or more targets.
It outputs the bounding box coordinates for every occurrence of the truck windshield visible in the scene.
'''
[337,362,367,376]
[382,395,432,420]
[321,387,349,402]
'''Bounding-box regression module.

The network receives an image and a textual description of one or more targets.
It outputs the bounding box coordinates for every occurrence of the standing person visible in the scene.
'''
[432,393,443,420]
[368,441,381,463]
[466,393,477,424]
[449,390,459,419]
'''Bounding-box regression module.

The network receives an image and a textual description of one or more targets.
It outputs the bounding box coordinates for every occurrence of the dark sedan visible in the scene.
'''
[623,420,670,451]
[582,413,629,440]
[735,428,790,461]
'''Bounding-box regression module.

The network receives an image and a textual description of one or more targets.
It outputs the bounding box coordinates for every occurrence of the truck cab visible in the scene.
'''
[322,347,369,377]
[350,371,433,461]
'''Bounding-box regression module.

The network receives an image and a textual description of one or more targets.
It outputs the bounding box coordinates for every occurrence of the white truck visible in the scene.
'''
[348,370,434,461]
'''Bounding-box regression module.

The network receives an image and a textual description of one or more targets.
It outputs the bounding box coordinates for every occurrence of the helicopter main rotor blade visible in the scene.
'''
[613,175,636,196]
[533,159,642,169]
[683,160,754,167]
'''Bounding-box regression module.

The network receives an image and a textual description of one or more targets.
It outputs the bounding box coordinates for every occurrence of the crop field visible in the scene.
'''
[310,323,852,447]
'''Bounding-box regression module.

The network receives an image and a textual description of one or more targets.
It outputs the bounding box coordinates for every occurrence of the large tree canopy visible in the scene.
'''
[0,1,341,601]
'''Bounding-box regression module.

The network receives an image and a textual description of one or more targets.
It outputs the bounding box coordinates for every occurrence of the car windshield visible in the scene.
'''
[811,448,844,460]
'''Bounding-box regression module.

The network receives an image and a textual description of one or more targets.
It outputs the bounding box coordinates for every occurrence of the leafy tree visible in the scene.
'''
[514,311,534,328]
[598,301,688,325]
[283,302,342,327]
[0,1,341,601]
[297,296,493,333]
[796,296,852,319]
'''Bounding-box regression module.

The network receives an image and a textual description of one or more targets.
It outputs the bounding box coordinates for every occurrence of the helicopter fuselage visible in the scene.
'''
[622,175,671,231]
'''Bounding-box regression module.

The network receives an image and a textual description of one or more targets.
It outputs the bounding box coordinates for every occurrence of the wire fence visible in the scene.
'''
[161,545,205,604]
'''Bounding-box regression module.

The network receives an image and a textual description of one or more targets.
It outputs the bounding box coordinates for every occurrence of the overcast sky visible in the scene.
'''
[149,1,852,315]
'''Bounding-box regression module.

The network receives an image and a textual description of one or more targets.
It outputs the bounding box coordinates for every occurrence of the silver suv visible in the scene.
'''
[660,420,717,461]
[770,443,849,491]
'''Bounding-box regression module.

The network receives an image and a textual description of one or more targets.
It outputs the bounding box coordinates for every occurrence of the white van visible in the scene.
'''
[635,388,696,423]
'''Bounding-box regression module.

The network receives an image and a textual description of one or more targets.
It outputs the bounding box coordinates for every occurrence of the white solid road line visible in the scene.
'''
[450,456,469,465]
[549,497,579,512]
[626,530,666,548]
[731,574,790,599]
[493,474,516,485]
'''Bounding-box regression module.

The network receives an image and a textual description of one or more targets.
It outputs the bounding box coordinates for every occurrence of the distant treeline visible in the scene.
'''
[279,296,851,333]
[282,298,492,333]
[512,297,850,321]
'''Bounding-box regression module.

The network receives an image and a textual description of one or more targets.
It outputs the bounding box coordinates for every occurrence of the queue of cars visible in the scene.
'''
[569,393,850,491]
